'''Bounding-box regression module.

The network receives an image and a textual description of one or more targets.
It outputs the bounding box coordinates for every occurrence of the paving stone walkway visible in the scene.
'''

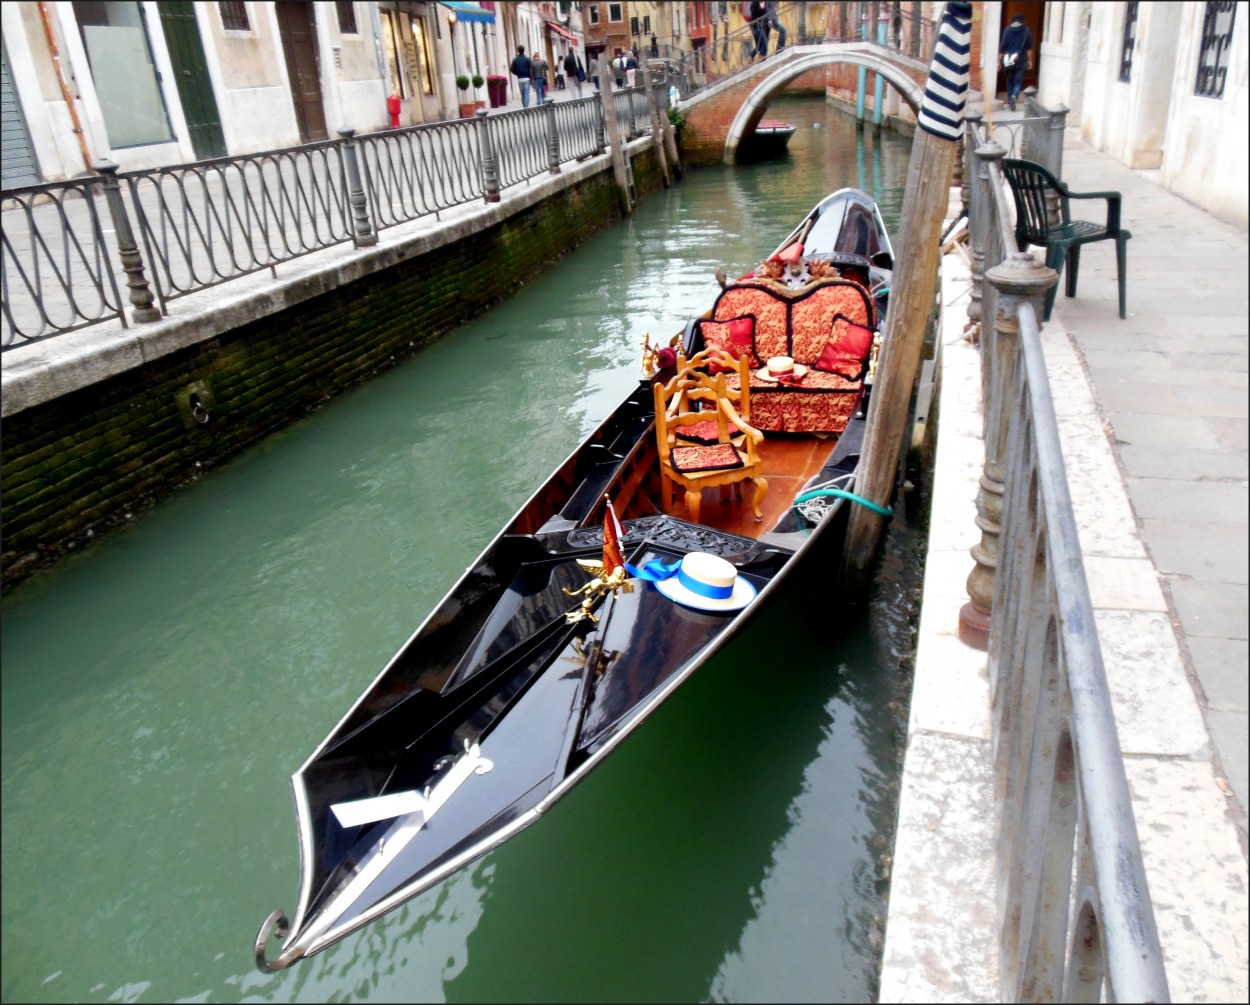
[879,130,1247,1002]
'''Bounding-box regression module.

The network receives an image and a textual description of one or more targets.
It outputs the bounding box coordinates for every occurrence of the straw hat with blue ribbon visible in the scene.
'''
[626,552,756,612]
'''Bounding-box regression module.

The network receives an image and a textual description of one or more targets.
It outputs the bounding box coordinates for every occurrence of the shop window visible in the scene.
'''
[72,0,173,147]
[218,1,249,31]
[411,16,435,96]
[1195,1,1236,98]
[380,8,406,98]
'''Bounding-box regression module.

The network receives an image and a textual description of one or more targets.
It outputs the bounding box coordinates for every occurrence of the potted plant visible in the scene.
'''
[471,73,486,112]
[456,74,475,118]
[486,73,508,108]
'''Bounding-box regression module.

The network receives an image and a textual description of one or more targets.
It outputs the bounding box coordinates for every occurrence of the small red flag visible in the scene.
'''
[603,498,625,574]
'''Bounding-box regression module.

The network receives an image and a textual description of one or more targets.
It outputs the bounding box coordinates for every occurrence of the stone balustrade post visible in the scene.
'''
[968,138,1006,348]
[959,251,1059,649]
[474,109,501,202]
[94,160,162,323]
[1044,103,1069,177]
[337,128,378,247]
[593,91,606,155]
[543,98,561,174]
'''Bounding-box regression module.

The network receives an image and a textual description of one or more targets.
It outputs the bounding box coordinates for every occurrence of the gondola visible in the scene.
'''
[254,188,897,972]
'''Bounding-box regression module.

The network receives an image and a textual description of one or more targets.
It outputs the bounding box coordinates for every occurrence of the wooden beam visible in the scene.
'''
[844,133,957,585]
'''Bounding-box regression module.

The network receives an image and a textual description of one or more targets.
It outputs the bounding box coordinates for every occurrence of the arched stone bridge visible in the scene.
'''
[677,43,928,166]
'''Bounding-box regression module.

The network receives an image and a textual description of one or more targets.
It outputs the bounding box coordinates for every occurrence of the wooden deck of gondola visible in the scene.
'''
[663,435,838,540]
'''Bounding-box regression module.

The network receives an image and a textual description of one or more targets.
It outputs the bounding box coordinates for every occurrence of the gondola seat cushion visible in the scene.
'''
[670,442,746,473]
[695,278,876,434]
[700,317,762,369]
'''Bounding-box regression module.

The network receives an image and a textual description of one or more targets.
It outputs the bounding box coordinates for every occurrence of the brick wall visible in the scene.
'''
[1,151,663,587]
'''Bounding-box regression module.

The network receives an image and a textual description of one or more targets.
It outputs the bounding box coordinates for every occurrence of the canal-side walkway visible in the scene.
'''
[879,133,1248,1002]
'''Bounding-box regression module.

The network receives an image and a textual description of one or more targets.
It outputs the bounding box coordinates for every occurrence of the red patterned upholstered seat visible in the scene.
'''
[670,442,745,473]
[697,277,877,435]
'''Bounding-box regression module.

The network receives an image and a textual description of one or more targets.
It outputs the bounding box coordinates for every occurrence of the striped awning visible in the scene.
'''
[438,2,495,24]
[546,20,576,44]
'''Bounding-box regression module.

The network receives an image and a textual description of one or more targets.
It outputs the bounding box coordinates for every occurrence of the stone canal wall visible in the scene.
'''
[1,144,665,587]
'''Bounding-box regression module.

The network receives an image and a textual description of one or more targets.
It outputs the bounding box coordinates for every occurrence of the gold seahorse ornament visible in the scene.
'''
[563,561,633,624]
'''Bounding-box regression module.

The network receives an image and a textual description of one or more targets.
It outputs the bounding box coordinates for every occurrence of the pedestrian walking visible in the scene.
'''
[748,1,769,59]
[612,49,626,88]
[625,49,637,87]
[532,52,550,103]
[510,45,533,107]
[589,52,602,91]
[564,50,583,97]
[765,1,787,53]
[999,13,1033,111]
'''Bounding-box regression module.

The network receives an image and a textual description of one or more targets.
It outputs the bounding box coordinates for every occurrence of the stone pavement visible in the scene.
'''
[879,131,1248,1001]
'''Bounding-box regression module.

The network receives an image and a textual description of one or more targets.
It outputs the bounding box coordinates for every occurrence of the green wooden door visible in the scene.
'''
[159,2,226,160]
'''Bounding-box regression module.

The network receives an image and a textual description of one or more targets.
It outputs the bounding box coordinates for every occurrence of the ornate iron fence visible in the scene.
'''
[1,178,127,345]
[126,138,355,312]
[1,80,663,352]
[961,116,1171,1003]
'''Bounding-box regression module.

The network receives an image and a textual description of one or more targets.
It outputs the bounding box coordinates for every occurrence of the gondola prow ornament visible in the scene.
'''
[564,497,633,623]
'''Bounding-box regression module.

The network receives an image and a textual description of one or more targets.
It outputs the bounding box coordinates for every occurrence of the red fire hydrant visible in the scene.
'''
[387,91,401,129]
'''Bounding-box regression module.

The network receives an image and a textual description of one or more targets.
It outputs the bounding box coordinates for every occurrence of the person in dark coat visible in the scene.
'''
[564,50,582,97]
[510,45,533,107]
[999,13,1033,111]
[748,1,769,59]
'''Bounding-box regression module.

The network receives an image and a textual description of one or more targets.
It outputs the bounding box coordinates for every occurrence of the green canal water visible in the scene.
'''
[1,98,922,1003]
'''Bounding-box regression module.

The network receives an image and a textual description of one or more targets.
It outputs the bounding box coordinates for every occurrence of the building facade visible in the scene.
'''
[1028,1,1246,228]
[0,2,570,185]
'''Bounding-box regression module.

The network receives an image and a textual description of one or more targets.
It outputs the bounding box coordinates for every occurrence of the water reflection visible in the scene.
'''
[0,97,917,1004]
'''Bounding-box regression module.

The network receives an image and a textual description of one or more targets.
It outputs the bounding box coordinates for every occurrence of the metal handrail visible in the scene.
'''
[126,138,355,311]
[964,116,1171,1003]
[355,117,484,229]
[1,178,127,347]
[0,89,649,351]
[671,1,936,100]
[2,5,935,350]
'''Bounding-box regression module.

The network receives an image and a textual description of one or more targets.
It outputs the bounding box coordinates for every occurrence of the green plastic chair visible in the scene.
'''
[1002,158,1132,320]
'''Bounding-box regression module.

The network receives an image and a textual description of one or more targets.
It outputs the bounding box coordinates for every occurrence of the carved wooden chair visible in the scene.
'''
[653,364,767,525]
[665,347,753,432]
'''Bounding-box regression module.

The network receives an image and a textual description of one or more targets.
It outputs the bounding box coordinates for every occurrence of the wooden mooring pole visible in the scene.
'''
[602,77,634,216]
[637,49,671,189]
[843,2,973,588]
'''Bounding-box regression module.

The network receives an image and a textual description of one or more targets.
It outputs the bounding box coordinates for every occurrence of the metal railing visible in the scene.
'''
[978,93,1069,165]
[2,2,937,351]
[1,82,660,352]
[672,1,935,100]
[961,116,1171,1003]
[128,138,356,313]
[1,177,127,344]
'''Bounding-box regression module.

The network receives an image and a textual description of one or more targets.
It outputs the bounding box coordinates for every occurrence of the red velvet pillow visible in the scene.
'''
[701,316,761,369]
[814,313,874,380]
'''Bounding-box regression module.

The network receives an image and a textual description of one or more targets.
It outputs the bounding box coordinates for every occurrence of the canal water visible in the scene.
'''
[1,97,922,1003]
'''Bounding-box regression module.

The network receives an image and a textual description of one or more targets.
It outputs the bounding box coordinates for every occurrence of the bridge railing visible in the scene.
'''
[961,117,1171,1003]
[673,1,935,99]
[1,84,663,352]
